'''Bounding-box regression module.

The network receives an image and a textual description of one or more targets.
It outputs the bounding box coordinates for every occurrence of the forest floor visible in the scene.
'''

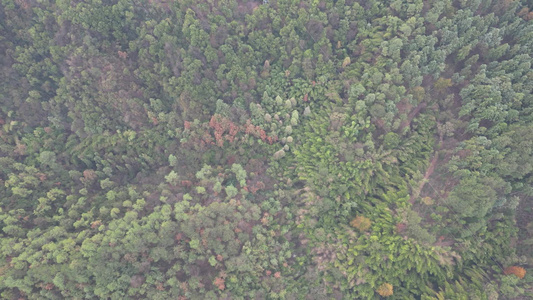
[412,123,462,247]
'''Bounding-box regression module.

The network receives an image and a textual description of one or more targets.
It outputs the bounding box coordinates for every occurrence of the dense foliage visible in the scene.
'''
[1,0,532,299]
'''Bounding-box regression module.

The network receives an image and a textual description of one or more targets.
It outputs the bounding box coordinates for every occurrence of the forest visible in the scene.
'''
[0,0,532,299]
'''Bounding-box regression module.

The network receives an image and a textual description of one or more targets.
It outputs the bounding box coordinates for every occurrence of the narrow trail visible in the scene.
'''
[410,152,439,204]
[399,101,427,132]
[409,126,444,204]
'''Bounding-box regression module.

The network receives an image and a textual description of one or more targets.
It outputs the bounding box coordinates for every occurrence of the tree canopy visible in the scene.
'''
[0,0,532,299]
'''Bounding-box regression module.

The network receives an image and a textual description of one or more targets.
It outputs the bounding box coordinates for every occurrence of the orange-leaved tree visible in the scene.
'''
[503,266,526,279]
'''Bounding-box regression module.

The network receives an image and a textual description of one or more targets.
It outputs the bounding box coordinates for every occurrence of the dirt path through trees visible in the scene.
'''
[410,127,444,204]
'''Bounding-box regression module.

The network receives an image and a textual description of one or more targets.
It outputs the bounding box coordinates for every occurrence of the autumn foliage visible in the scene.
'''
[1,0,531,298]
[376,283,393,297]
[503,266,526,279]
[350,215,372,232]
[203,114,277,147]
[209,114,240,147]
[214,277,225,290]
[244,119,277,144]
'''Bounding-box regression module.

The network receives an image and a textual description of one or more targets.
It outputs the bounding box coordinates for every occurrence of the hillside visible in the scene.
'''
[1,0,532,299]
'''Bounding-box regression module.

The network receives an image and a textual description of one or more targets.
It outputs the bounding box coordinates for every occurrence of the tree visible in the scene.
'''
[350,216,371,231]
[376,283,393,297]
[165,171,179,186]
[225,185,238,199]
[433,77,452,94]
[503,266,526,279]
[447,177,497,221]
